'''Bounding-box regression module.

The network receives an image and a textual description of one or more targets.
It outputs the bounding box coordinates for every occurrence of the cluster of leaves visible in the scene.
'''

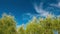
[0,13,60,34]
[18,15,60,34]
[0,13,18,34]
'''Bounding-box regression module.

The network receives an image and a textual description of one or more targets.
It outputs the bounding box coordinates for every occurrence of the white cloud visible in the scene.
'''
[58,2,60,6]
[34,2,50,17]
[22,13,33,21]
[50,2,60,8]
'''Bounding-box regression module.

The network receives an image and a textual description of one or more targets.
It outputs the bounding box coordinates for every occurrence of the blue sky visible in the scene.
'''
[0,0,60,27]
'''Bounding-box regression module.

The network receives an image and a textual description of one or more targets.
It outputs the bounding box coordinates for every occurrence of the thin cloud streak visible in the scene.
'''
[34,2,51,17]
[50,2,60,8]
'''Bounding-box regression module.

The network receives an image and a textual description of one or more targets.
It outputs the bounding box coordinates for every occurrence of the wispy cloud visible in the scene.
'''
[50,2,60,8]
[22,13,33,21]
[34,2,51,17]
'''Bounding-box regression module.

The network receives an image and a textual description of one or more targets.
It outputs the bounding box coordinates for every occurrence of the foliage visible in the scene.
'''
[18,15,60,34]
[0,13,60,34]
[0,13,18,34]
[18,25,25,34]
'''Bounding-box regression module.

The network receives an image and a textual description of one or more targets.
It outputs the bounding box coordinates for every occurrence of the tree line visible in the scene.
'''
[0,13,60,34]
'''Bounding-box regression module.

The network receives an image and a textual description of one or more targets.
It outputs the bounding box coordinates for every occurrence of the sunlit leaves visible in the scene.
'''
[0,13,17,34]
[0,13,60,34]
[18,25,25,34]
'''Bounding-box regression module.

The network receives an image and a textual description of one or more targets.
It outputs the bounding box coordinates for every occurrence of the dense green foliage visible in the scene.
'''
[18,15,60,34]
[0,13,60,34]
[0,13,18,34]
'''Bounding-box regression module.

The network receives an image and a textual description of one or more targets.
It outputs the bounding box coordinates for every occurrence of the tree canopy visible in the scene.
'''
[0,13,60,34]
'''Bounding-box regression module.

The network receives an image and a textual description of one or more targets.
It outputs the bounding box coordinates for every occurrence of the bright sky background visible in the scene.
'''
[0,0,60,27]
